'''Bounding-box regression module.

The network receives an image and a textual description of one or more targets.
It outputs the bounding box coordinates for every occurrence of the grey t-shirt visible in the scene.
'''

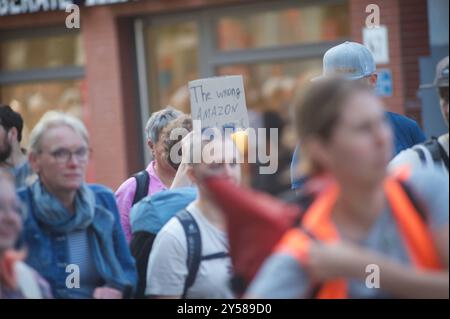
[247,167,449,299]
[145,202,234,298]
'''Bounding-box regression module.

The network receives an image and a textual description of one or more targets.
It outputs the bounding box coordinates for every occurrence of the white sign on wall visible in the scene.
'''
[189,75,249,130]
[363,25,390,65]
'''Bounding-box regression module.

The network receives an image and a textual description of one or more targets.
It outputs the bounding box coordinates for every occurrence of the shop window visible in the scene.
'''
[145,22,199,114]
[216,2,349,51]
[140,1,349,193]
[0,31,85,153]
[0,79,85,148]
[217,59,322,193]
[0,33,84,71]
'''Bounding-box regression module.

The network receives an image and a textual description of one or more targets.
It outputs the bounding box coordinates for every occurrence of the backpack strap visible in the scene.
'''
[413,146,427,164]
[176,209,202,299]
[436,141,449,171]
[415,137,449,172]
[132,170,150,205]
[424,137,442,162]
[202,252,229,261]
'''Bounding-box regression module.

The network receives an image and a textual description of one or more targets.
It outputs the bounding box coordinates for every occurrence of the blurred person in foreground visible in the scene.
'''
[197,78,448,298]
[0,169,52,299]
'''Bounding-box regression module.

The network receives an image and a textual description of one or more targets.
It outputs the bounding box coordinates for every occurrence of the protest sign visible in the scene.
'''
[189,75,249,130]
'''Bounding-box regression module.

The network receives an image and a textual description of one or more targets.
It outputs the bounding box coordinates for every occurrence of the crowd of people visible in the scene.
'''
[0,41,448,299]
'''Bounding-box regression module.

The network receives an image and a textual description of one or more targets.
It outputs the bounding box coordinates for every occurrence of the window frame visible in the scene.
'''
[0,26,84,85]
[135,0,350,164]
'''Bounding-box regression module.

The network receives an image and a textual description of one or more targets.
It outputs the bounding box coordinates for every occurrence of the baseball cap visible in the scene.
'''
[420,56,449,89]
[313,41,376,81]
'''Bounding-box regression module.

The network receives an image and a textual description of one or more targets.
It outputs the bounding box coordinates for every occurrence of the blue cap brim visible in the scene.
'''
[310,73,368,82]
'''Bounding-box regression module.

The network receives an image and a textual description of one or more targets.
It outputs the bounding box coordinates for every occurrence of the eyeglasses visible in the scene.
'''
[42,147,90,164]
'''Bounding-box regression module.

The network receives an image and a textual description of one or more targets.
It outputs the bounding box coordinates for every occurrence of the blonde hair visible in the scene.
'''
[29,111,89,154]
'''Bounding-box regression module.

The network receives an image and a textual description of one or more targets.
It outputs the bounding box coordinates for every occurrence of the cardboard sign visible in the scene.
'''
[189,75,249,130]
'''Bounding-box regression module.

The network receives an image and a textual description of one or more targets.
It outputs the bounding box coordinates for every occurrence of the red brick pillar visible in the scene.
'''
[350,0,406,115]
[350,0,430,125]
[82,6,138,190]
[398,0,430,124]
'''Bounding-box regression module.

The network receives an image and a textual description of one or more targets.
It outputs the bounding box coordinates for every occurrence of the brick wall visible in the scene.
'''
[398,0,430,124]
[350,0,430,124]
[0,0,431,188]
[0,0,249,189]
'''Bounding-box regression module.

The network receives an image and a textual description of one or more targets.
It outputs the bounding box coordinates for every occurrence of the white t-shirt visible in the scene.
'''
[145,202,234,298]
[389,134,449,174]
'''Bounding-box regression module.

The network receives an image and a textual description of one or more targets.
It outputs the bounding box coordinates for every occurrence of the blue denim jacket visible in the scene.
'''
[18,184,137,299]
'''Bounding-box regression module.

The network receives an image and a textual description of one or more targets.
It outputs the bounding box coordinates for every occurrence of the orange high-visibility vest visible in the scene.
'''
[275,169,443,299]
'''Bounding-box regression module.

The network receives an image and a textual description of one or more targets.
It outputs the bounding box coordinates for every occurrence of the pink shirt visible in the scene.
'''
[115,161,168,242]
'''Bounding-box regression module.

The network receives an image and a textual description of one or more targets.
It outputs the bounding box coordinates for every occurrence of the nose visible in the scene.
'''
[67,153,82,167]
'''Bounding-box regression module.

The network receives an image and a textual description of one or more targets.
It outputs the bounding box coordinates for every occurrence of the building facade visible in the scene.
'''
[0,0,441,189]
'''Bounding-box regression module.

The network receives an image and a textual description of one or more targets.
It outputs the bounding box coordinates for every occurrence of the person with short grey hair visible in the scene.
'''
[145,107,183,148]
[115,106,184,242]
[18,111,136,299]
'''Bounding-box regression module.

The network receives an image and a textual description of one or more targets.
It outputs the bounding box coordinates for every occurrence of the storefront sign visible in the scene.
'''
[189,75,249,130]
[0,0,138,16]
[375,68,393,97]
[363,25,390,65]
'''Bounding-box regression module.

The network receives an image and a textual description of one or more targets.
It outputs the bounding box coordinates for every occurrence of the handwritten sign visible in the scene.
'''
[189,75,249,130]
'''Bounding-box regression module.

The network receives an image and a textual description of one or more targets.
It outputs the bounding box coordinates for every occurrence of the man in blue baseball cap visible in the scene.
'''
[291,41,426,190]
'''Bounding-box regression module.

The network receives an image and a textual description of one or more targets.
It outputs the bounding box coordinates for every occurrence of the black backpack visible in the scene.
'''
[132,170,150,206]
[131,209,228,298]
[413,137,449,172]
[129,170,151,298]
[177,209,229,298]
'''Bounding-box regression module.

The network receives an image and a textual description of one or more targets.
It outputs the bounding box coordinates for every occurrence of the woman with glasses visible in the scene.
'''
[17,112,136,299]
[0,169,52,299]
